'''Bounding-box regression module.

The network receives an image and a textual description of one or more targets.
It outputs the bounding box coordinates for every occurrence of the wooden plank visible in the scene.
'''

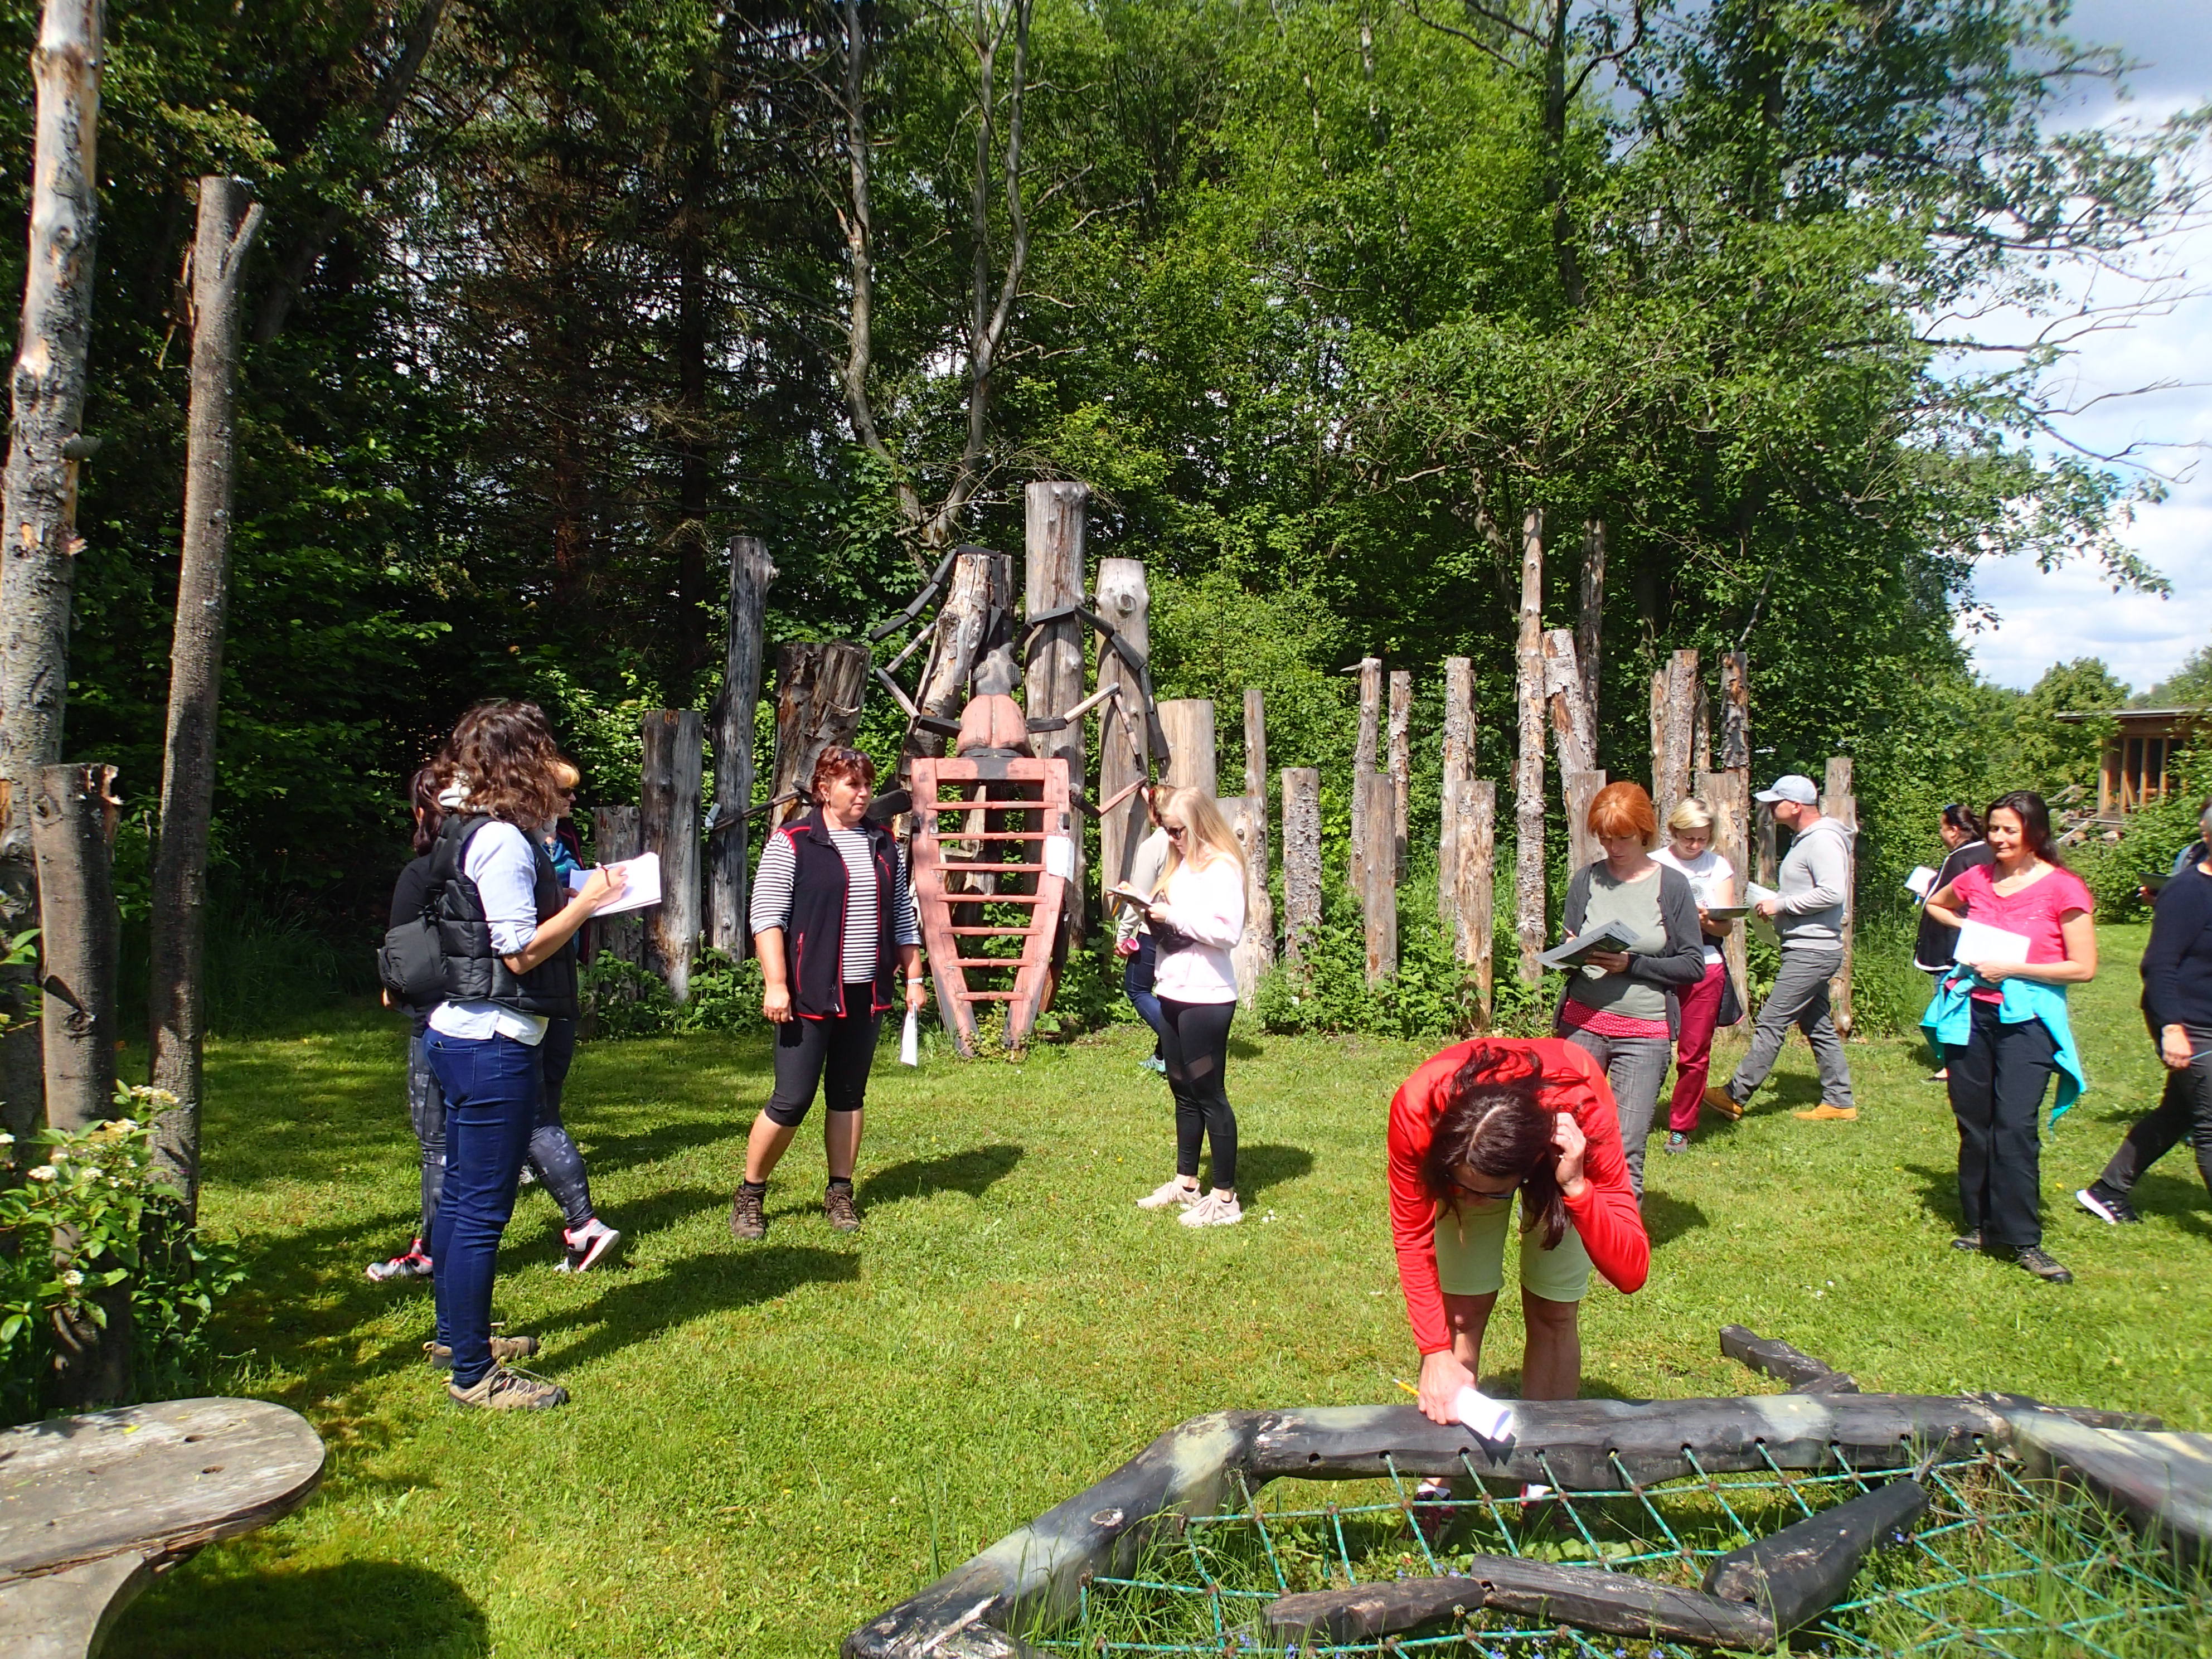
[0,1549,154,1659]
[1157,699,1214,794]
[1094,557,1150,897]
[1386,670,1411,873]
[1024,484,1086,944]
[1280,767,1321,969]
[639,710,704,1004]
[1514,510,1546,984]
[707,535,774,957]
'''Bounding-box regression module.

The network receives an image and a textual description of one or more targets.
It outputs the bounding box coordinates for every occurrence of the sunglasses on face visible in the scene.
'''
[1165,824,1188,838]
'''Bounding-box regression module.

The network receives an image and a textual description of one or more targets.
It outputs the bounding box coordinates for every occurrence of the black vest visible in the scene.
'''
[429,814,580,1020]
[777,808,900,1019]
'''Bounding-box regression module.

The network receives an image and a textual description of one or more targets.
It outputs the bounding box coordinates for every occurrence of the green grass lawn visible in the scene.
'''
[113,924,2211,1657]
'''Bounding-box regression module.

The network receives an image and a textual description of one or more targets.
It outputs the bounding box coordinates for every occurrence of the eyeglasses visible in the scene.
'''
[1164,824,1188,838]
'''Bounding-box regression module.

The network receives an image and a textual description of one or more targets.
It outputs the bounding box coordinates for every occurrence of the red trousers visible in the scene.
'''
[1667,961,1729,1133]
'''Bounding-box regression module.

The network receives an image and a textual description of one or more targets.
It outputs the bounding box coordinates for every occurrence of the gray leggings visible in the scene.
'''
[408,1018,595,1241]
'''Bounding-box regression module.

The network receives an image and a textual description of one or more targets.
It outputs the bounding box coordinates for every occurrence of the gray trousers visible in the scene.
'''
[1728,948,1854,1109]
[1561,1024,1673,1198]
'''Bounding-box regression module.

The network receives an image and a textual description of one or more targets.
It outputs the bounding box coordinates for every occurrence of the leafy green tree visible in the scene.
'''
[2012,657,2128,798]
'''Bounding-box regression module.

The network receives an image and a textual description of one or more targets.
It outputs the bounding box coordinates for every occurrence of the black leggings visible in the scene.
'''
[2096,1025,2212,1197]
[1160,997,1236,1191]
[763,989,882,1127]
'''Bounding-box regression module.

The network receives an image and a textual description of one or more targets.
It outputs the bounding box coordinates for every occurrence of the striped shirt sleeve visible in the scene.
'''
[750,830,797,935]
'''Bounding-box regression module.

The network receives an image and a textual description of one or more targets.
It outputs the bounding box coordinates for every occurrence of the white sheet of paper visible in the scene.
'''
[1904,865,1939,899]
[1744,881,1779,905]
[1954,918,2033,967]
[1452,1384,1512,1440]
[899,1008,919,1067]
[1042,834,1075,880]
[591,851,663,917]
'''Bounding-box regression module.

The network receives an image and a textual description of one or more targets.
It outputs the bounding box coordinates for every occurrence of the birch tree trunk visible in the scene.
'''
[1023,482,1086,942]
[1094,557,1149,892]
[32,763,117,1133]
[1514,511,1547,984]
[148,177,262,1210]
[1576,518,1604,717]
[1280,767,1320,968]
[707,536,775,958]
[0,0,107,1139]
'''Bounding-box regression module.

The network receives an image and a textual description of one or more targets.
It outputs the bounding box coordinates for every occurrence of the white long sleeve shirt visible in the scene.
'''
[1149,852,1246,1005]
[429,820,551,1045]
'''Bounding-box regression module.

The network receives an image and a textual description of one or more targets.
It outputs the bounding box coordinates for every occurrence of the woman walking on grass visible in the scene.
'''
[1912,804,1993,1084]
[2078,806,2212,1226]
[424,701,628,1409]
[1649,797,1737,1156]
[1129,787,1248,1228]
[1922,792,2094,1285]
[1554,782,1706,1196]
[731,746,925,1243]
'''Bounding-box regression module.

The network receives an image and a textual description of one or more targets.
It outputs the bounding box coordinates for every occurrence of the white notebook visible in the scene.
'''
[590,851,663,916]
[1954,917,2032,967]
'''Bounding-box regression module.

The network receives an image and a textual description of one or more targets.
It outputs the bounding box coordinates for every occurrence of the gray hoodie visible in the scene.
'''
[1773,814,1852,953]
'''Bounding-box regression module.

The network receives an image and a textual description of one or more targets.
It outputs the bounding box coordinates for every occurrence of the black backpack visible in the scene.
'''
[377,880,449,1008]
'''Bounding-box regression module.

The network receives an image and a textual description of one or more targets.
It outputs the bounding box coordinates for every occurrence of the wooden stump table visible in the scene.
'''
[0,1396,327,1658]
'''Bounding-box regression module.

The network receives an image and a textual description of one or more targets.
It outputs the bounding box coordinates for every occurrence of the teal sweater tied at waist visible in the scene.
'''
[1920,971,2086,1123]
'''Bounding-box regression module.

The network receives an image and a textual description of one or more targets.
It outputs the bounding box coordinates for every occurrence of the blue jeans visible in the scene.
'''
[426,1032,540,1386]
[1124,933,1169,1055]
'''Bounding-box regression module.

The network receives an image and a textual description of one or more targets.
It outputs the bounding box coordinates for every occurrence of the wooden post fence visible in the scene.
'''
[1025,482,1088,944]
[1514,510,1547,983]
[1824,755,1857,1036]
[1159,698,1215,794]
[1387,669,1411,874]
[1281,767,1321,968]
[1350,656,1382,895]
[640,711,704,1003]
[1362,768,1397,984]
[769,641,869,824]
[707,535,774,958]
[1095,556,1151,893]
[1230,689,1275,1006]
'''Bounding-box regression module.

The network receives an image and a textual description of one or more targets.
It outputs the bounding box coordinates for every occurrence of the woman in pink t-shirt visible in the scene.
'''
[1924,791,2096,1284]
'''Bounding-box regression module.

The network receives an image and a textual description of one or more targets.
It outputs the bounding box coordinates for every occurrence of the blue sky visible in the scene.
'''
[1960,0,2212,693]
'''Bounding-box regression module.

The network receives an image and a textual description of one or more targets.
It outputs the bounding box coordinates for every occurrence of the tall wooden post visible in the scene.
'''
[1720,652,1750,774]
[1542,629,1596,778]
[1362,768,1398,985]
[1158,698,1215,794]
[1095,556,1151,892]
[1,0,108,1142]
[1231,689,1274,1004]
[707,535,774,958]
[1281,767,1321,968]
[31,763,117,1133]
[1650,648,1699,829]
[1464,780,1495,1025]
[148,176,261,1209]
[640,711,704,1003]
[1757,804,1779,888]
[769,642,869,823]
[589,805,644,981]
[1387,670,1411,874]
[913,548,1014,760]
[1025,482,1088,943]
[1514,511,1547,983]
[1349,656,1382,894]
[1439,657,1473,935]
[1823,755,1856,1036]
[1564,769,1607,874]
[1700,768,1749,1007]
[1576,518,1605,718]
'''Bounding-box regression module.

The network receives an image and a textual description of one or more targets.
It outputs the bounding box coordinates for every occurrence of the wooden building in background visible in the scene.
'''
[2059,707,2203,816]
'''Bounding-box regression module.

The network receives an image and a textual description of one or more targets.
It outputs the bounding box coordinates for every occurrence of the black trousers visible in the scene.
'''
[2096,1025,2212,1197]
[763,987,882,1127]
[1160,997,1237,1191]
[1947,1001,2057,1250]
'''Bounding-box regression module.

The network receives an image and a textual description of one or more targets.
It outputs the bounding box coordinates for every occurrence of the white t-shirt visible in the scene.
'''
[429,820,551,1046]
[1652,844,1733,967]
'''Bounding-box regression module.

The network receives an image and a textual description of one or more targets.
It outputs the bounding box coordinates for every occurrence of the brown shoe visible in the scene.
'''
[1792,1103,1859,1121]
[731,1183,767,1241]
[424,1333,540,1371]
[448,1363,568,1410]
[1702,1085,1744,1121]
[824,1183,861,1233]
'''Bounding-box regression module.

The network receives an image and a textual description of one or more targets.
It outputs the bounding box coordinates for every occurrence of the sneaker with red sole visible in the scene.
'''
[366,1239,433,1283]
[555,1217,621,1273]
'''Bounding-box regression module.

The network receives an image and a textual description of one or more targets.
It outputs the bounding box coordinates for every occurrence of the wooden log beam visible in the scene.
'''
[1824,756,1856,1036]
[1438,657,1471,933]
[1025,483,1087,944]
[768,641,869,824]
[1230,690,1273,1005]
[1280,768,1321,969]
[1720,1325,1858,1393]
[1157,698,1214,794]
[1362,768,1397,986]
[1541,628,1595,780]
[1700,769,1750,1022]
[639,711,703,1004]
[707,536,775,958]
[1651,648,1698,827]
[1094,557,1149,895]
[1564,768,1607,877]
[1386,670,1411,874]
[1463,780,1495,1026]
[1349,656,1381,895]
[588,806,643,987]
[30,763,117,1133]
[1702,1478,1928,1632]
[1514,511,1546,984]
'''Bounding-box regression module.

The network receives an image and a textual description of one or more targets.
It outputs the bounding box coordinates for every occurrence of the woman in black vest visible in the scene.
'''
[1913,803,1992,1081]
[733,746,923,1241]
[424,701,626,1410]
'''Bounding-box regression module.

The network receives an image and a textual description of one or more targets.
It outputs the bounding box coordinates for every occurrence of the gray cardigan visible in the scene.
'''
[1558,861,1709,1040]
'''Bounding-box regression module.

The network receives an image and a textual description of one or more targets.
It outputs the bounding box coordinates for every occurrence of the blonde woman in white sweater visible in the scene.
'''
[1129,787,1249,1227]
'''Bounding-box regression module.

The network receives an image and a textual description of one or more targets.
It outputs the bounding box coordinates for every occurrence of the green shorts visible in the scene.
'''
[1432,1195,1593,1304]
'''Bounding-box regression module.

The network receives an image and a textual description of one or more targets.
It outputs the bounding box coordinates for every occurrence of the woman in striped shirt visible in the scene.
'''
[731,746,923,1241]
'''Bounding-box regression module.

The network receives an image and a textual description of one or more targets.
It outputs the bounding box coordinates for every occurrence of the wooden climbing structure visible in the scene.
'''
[909,754,1073,1055]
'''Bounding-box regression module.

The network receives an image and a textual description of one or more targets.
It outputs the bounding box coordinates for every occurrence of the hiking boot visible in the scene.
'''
[2076,1184,2140,1226]
[824,1183,862,1233]
[730,1183,768,1242]
[2012,1246,2074,1284]
[1951,1230,1983,1253]
[556,1217,622,1273]
[424,1332,541,1370]
[1178,1191,1243,1228]
[366,1239,433,1283]
[448,1363,569,1410]
[1663,1132,1691,1154]
[1701,1086,1744,1121]
[1137,1178,1201,1210]
[1792,1104,1859,1122]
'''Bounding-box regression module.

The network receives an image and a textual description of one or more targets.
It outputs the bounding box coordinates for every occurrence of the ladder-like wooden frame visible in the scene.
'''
[908,755,1071,1055]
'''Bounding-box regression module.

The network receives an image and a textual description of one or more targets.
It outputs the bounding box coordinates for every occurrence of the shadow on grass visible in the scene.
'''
[1229,1035,1265,1061]
[1236,1143,1314,1204]
[1639,1191,1707,1249]
[114,1558,488,1659]
[566,1113,748,1176]
[2135,1169,2212,1235]
[1903,1162,1964,1231]
[861,1143,1025,1208]
[531,1244,860,1371]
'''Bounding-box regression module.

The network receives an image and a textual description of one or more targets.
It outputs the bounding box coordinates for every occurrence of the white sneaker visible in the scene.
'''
[1178,1192,1243,1228]
[1137,1179,1201,1210]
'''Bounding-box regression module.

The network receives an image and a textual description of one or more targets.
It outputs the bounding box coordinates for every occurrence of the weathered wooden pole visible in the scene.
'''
[1542,629,1596,778]
[1387,669,1411,874]
[1439,657,1473,933]
[1650,648,1699,830]
[1464,780,1495,1025]
[1576,518,1605,718]
[1095,556,1151,892]
[1349,656,1382,894]
[1281,767,1321,969]
[1514,511,1547,983]
[1823,755,1856,1036]
[1158,698,1215,794]
[769,641,869,823]
[589,804,643,985]
[913,548,1014,759]
[147,176,262,1208]
[1362,768,1398,985]
[31,763,116,1132]
[1230,688,1274,1005]
[1700,768,1749,1006]
[1564,768,1607,875]
[639,711,704,1003]
[1025,482,1088,943]
[1757,804,1778,888]
[1,0,108,1141]
[1720,651,1750,773]
[707,535,774,958]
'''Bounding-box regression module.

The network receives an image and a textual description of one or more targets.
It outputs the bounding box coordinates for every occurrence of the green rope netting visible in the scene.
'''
[1049,1449,2209,1658]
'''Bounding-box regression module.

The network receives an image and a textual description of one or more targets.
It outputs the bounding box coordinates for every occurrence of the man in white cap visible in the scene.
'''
[1705,774,1857,1122]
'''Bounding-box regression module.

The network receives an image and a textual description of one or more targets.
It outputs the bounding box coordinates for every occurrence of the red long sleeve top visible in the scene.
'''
[1389,1037,1651,1355]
